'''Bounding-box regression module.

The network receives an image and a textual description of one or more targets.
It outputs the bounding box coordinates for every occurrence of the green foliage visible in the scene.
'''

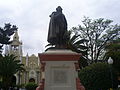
[0,81,2,89]
[105,38,120,73]
[67,31,88,55]
[113,88,120,90]
[79,56,88,68]
[0,23,17,52]
[71,17,120,63]
[79,63,118,90]
[15,84,25,89]
[45,43,56,51]
[66,31,89,68]
[0,54,25,90]
[0,54,24,76]
[25,83,38,90]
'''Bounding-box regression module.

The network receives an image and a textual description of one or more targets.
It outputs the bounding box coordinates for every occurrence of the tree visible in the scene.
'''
[67,31,89,68]
[105,38,120,74]
[71,17,120,64]
[79,63,118,90]
[0,23,17,89]
[0,23,17,53]
[67,31,88,55]
[0,54,25,90]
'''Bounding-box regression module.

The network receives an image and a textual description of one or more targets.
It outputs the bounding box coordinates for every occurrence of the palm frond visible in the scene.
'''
[70,34,80,43]
[73,39,88,45]
[45,43,53,48]
[45,47,56,51]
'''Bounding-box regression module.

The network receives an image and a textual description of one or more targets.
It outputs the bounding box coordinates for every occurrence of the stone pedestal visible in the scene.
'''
[38,50,83,90]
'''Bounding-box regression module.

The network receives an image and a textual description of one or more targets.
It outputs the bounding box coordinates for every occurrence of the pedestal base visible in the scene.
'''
[38,49,84,90]
[45,61,77,90]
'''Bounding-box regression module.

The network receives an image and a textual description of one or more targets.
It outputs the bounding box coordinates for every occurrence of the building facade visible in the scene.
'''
[5,31,41,85]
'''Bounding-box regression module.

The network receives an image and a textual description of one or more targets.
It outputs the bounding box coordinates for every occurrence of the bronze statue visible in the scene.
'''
[47,6,68,48]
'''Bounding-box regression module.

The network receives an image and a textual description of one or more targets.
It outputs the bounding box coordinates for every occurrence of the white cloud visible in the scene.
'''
[0,0,120,55]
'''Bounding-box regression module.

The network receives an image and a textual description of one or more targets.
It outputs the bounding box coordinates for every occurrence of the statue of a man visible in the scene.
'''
[47,6,68,47]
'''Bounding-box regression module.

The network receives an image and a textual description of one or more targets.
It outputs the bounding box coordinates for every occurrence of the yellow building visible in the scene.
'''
[5,31,41,85]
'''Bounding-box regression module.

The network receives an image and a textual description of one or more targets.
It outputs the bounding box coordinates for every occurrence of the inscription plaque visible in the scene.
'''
[53,70,67,84]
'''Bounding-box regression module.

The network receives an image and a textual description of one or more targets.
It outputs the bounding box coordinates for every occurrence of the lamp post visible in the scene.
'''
[108,57,113,90]
[108,57,113,65]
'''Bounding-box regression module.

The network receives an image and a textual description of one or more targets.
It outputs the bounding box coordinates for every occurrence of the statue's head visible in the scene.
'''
[56,6,62,12]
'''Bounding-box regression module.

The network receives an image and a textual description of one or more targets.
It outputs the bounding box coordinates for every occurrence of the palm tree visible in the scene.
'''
[0,54,25,90]
[66,31,88,55]
[66,31,89,68]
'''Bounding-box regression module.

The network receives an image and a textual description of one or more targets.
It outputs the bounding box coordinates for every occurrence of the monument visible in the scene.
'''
[47,6,69,48]
[37,6,85,90]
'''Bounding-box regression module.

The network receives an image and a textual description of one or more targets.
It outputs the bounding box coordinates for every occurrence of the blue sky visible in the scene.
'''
[0,0,120,55]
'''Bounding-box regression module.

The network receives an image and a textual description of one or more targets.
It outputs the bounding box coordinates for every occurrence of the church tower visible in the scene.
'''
[4,31,23,85]
[9,31,23,60]
[4,31,40,85]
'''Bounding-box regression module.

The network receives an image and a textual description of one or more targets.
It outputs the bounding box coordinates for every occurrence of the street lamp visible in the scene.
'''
[108,57,113,65]
[108,57,113,90]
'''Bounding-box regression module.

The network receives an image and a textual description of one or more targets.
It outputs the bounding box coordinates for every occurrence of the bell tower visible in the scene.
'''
[9,31,23,59]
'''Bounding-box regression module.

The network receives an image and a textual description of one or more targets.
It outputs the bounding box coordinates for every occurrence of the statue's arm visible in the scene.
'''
[49,12,56,17]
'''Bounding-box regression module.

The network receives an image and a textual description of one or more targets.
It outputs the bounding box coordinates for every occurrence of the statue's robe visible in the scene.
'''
[47,12,67,45]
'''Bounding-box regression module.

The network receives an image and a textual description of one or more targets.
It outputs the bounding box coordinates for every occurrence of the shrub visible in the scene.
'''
[0,81,2,89]
[79,63,118,90]
[16,84,25,89]
[25,82,38,90]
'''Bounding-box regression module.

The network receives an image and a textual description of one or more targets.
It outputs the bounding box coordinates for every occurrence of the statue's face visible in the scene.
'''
[56,6,62,12]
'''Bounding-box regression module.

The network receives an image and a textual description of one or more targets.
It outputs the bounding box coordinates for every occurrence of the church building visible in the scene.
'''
[4,31,41,85]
